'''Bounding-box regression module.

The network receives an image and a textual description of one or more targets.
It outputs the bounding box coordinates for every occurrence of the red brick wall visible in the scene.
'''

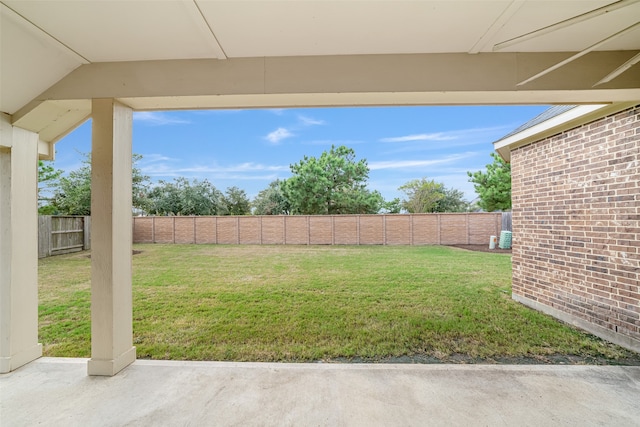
[154,217,174,243]
[239,217,261,244]
[359,215,384,244]
[285,216,308,244]
[261,217,284,244]
[133,213,503,248]
[384,215,410,245]
[133,217,153,243]
[334,216,358,245]
[510,105,640,352]
[195,217,215,244]
[216,217,238,244]
[175,217,195,244]
[412,215,439,245]
[309,216,332,245]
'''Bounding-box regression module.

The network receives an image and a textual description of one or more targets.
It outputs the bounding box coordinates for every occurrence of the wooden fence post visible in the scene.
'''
[38,215,51,258]
[84,216,91,250]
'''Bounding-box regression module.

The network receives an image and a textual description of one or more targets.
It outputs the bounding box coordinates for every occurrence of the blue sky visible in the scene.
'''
[52,105,548,203]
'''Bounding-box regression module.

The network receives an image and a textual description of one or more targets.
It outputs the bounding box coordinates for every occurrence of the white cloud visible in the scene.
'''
[380,133,456,143]
[298,115,325,126]
[379,125,514,144]
[138,153,178,164]
[133,112,190,125]
[265,127,294,144]
[369,153,476,170]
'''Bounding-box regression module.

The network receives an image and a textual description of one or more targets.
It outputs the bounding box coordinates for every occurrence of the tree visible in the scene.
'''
[52,153,150,215]
[399,178,469,213]
[38,160,63,214]
[146,178,225,216]
[379,197,402,214]
[252,180,290,215]
[222,186,251,215]
[467,152,511,211]
[435,188,469,213]
[283,145,382,214]
[398,178,445,213]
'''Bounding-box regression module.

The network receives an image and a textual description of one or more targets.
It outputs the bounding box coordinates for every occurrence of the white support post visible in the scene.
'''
[87,99,136,376]
[0,114,42,373]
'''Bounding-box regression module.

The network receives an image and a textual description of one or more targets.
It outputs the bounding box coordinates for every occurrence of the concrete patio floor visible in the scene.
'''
[2,358,640,426]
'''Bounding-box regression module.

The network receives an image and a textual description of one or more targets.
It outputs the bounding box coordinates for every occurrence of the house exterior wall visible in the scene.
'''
[510,105,640,352]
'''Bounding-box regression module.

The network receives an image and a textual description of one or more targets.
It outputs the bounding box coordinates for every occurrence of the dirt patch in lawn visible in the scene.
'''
[85,250,143,259]
[325,353,640,365]
[448,244,512,254]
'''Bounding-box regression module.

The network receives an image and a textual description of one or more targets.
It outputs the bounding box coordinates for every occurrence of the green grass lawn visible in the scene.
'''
[38,244,639,364]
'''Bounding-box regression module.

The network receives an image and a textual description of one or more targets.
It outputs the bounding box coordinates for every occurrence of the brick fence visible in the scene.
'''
[133,213,502,246]
[510,104,640,352]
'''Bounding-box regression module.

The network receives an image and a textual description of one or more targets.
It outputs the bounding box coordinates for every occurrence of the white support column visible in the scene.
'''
[0,114,42,373]
[87,99,136,376]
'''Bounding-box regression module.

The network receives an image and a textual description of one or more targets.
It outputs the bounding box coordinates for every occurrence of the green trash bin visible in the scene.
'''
[499,231,512,249]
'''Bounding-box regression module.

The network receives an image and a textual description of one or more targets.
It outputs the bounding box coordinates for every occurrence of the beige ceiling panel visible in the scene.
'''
[4,0,224,61]
[0,5,84,114]
[491,1,640,52]
[198,1,509,57]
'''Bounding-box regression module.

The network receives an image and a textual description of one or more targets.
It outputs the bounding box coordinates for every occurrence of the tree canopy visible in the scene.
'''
[399,178,444,213]
[435,187,469,213]
[42,146,478,218]
[252,179,290,215]
[467,152,511,212]
[379,197,402,214]
[38,160,63,214]
[398,178,468,213]
[282,145,382,215]
[146,178,226,216]
[222,186,251,215]
[51,153,149,215]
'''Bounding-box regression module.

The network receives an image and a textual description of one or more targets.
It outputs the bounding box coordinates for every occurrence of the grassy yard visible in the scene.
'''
[38,244,639,364]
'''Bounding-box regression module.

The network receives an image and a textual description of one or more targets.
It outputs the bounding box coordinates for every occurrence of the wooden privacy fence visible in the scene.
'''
[38,216,91,258]
[501,211,512,232]
[133,213,503,246]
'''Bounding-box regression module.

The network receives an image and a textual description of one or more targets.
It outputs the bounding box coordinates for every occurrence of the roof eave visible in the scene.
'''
[493,102,639,162]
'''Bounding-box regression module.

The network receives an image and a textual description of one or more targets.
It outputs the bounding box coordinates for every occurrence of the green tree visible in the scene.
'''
[146,178,225,216]
[399,179,468,213]
[435,187,469,213]
[398,178,445,213]
[283,145,382,214]
[467,152,511,211]
[252,179,290,215]
[38,160,63,214]
[379,197,402,214]
[222,186,251,215]
[52,153,150,215]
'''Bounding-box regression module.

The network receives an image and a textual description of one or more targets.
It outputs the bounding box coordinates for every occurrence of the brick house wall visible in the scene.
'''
[510,105,640,352]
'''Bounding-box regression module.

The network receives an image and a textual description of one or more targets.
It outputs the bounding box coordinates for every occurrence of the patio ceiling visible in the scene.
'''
[2,0,640,152]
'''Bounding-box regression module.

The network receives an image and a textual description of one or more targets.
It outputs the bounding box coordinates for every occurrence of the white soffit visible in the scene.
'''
[198,1,509,57]
[2,0,639,136]
[3,0,225,62]
[0,4,85,115]
[491,1,640,52]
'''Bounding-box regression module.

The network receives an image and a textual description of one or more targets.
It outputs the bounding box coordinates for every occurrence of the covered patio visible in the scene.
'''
[3,358,640,425]
[1,0,639,382]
